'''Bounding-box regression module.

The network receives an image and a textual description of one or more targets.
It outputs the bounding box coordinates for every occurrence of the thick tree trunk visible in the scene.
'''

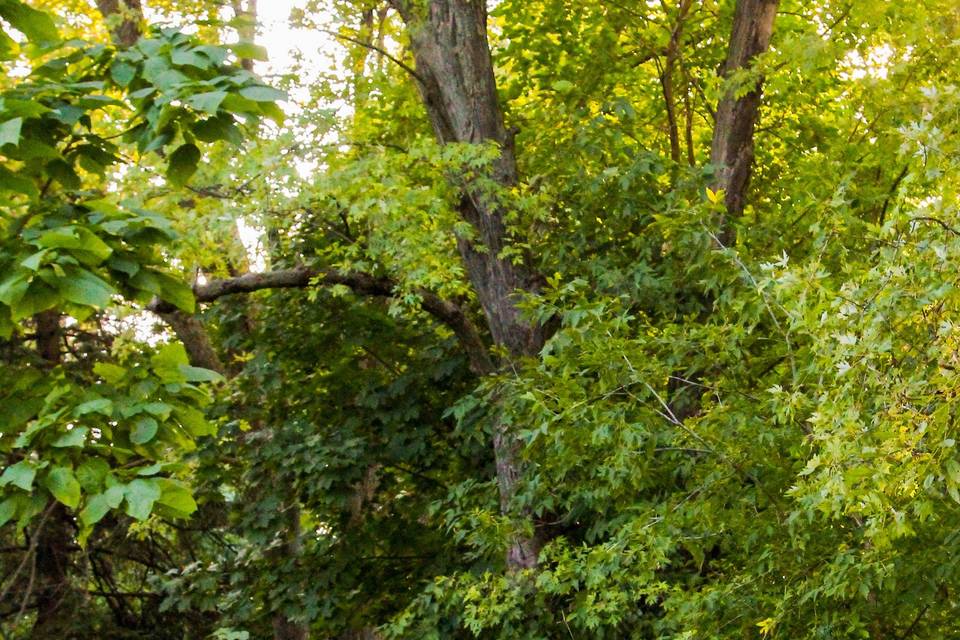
[390,0,548,569]
[710,0,779,231]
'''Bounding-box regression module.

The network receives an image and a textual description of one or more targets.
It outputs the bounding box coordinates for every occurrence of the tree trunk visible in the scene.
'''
[390,0,548,569]
[94,0,142,47]
[710,0,779,233]
[30,312,82,638]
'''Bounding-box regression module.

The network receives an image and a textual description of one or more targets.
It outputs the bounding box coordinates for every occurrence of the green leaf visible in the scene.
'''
[0,0,59,46]
[179,364,223,383]
[123,478,161,520]
[45,158,81,190]
[156,478,196,516]
[192,114,242,145]
[171,47,209,69]
[131,415,158,444]
[110,60,136,87]
[0,460,35,491]
[37,226,113,263]
[75,397,113,416]
[0,117,22,147]
[44,466,81,509]
[79,493,110,527]
[93,362,126,384]
[175,405,214,437]
[228,42,268,61]
[166,143,200,187]
[156,272,195,313]
[56,268,115,308]
[186,90,227,114]
[52,426,88,448]
[0,497,17,527]
[238,85,286,102]
[75,458,109,491]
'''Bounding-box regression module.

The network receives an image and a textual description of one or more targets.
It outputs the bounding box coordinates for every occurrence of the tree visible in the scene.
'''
[4,0,960,638]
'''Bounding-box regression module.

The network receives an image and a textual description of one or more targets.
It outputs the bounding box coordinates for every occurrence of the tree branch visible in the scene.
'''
[148,267,494,374]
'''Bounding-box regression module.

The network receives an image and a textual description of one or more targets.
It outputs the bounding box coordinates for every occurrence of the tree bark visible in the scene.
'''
[660,0,694,166]
[710,0,779,232]
[388,0,549,569]
[231,0,259,71]
[94,0,142,47]
[30,312,82,638]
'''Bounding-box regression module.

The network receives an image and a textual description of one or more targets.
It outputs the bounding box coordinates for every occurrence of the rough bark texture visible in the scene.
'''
[94,0,142,47]
[159,310,225,373]
[710,0,779,225]
[388,0,548,569]
[390,0,547,359]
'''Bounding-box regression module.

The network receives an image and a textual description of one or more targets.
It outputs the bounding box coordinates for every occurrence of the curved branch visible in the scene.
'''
[148,267,494,374]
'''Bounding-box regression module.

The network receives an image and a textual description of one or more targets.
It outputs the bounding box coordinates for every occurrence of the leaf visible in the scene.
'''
[186,90,227,114]
[192,114,242,145]
[179,364,223,383]
[131,415,158,444]
[51,426,87,448]
[110,60,136,87]
[228,42,268,61]
[79,493,110,527]
[123,478,161,520]
[171,47,209,69]
[156,272,195,313]
[75,458,109,491]
[44,466,81,508]
[0,0,59,46]
[45,158,81,190]
[93,362,126,384]
[37,226,113,262]
[0,497,17,527]
[56,268,115,308]
[166,143,200,187]
[157,479,196,516]
[0,460,35,491]
[238,85,286,102]
[0,117,22,147]
[75,397,113,416]
[175,405,214,437]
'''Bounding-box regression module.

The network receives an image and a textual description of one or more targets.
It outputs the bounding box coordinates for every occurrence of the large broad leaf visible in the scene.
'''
[56,267,115,308]
[156,272,195,313]
[0,117,22,147]
[227,42,268,61]
[51,426,87,448]
[166,143,200,187]
[0,0,59,47]
[238,85,286,102]
[186,90,227,114]
[0,497,17,527]
[123,478,161,520]
[37,226,113,263]
[130,415,158,444]
[0,460,35,490]
[44,466,81,509]
[156,478,197,517]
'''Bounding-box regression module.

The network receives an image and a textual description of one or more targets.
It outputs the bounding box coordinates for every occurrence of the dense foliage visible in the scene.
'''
[2,0,960,638]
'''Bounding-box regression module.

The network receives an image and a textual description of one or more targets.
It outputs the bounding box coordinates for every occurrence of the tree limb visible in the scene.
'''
[148,267,494,374]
